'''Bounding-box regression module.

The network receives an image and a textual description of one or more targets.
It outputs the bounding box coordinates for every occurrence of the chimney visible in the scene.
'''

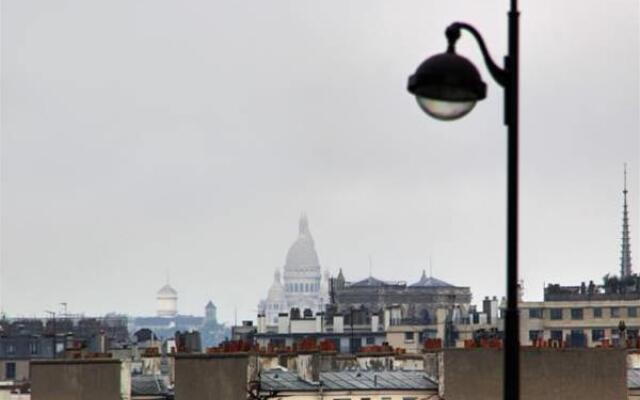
[333,314,344,334]
[257,314,267,334]
[98,330,107,353]
[278,313,290,334]
[371,314,380,332]
[315,313,324,333]
[297,353,320,382]
[383,309,391,330]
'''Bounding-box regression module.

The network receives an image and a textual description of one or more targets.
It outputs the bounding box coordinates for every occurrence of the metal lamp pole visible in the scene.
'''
[406,1,520,398]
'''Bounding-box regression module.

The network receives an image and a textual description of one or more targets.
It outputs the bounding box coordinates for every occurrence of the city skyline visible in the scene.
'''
[1,0,638,324]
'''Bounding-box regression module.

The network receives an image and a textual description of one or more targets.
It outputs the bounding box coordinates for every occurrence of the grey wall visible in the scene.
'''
[442,348,627,400]
[30,360,121,400]
[174,354,249,400]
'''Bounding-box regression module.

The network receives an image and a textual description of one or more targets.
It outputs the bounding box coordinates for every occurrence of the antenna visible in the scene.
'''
[429,256,433,278]
[624,162,628,194]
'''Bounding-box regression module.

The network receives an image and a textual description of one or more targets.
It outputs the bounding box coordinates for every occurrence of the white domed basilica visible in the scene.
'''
[260,215,330,325]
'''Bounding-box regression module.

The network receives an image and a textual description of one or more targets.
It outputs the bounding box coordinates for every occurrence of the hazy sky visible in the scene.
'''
[2,0,638,323]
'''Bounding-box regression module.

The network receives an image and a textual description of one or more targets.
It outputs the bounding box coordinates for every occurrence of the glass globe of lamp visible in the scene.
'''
[407,52,487,121]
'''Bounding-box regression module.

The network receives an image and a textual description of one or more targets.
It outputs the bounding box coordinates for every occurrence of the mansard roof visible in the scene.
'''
[410,270,454,288]
[350,276,390,287]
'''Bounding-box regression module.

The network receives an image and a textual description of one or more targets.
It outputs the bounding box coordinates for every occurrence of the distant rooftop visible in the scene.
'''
[544,278,640,302]
[131,375,170,397]
[260,369,437,392]
[410,270,454,288]
[628,368,640,389]
[349,276,397,287]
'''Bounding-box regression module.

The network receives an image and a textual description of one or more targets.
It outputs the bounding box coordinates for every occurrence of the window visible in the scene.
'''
[349,338,361,353]
[529,330,543,342]
[570,330,587,347]
[550,330,563,341]
[6,345,15,355]
[593,307,602,318]
[404,332,414,342]
[592,329,605,342]
[550,308,563,320]
[5,362,15,380]
[366,337,375,345]
[29,342,38,355]
[611,307,620,318]
[528,308,543,319]
[570,308,583,320]
[629,307,638,318]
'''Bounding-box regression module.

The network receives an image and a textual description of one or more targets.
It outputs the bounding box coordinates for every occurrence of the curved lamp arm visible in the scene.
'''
[446,22,508,87]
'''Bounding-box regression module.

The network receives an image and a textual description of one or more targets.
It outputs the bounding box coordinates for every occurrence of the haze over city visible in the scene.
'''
[2,0,638,325]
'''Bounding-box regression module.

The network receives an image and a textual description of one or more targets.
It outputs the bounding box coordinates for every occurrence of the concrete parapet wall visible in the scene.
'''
[442,348,627,400]
[174,353,251,400]
[31,359,121,400]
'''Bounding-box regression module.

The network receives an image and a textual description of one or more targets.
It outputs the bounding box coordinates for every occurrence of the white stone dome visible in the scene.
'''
[284,215,320,270]
[267,270,287,303]
[264,269,288,324]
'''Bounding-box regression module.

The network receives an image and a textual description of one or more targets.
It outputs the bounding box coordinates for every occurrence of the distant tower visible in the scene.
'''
[335,268,346,290]
[205,301,217,324]
[620,164,633,278]
[156,283,178,317]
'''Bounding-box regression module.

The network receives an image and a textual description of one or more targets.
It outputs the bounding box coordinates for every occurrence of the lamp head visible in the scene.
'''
[407,49,486,120]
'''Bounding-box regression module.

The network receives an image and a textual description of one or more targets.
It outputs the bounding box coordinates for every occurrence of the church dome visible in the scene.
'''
[157,283,178,317]
[267,270,287,303]
[157,284,178,298]
[263,269,288,324]
[284,215,320,270]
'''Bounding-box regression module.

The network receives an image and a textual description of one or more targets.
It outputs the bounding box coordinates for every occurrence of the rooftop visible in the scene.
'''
[260,369,437,392]
[410,270,454,288]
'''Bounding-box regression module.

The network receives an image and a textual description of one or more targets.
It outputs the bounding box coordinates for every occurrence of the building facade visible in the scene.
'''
[330,269,472,327]
[520,168,638,347]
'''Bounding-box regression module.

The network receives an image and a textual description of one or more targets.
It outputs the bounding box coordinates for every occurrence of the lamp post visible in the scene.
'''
[406,1,520,399]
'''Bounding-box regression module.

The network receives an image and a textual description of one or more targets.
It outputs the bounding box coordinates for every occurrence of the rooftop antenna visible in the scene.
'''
[429,256,433,278]
[620,163,633,278]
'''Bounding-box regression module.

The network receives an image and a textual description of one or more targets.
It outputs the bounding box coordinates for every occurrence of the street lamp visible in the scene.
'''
[407,1,520,400]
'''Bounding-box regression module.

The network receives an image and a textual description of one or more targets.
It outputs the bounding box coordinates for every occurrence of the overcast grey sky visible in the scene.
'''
[1,0,638,323]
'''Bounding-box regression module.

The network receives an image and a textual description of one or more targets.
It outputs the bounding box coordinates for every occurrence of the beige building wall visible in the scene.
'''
[0,360,29,382]
[386,325,427,354]
[442,348,627,400]
[30,359,122,400]
[174,353,252,400]
[520,300,640,346]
